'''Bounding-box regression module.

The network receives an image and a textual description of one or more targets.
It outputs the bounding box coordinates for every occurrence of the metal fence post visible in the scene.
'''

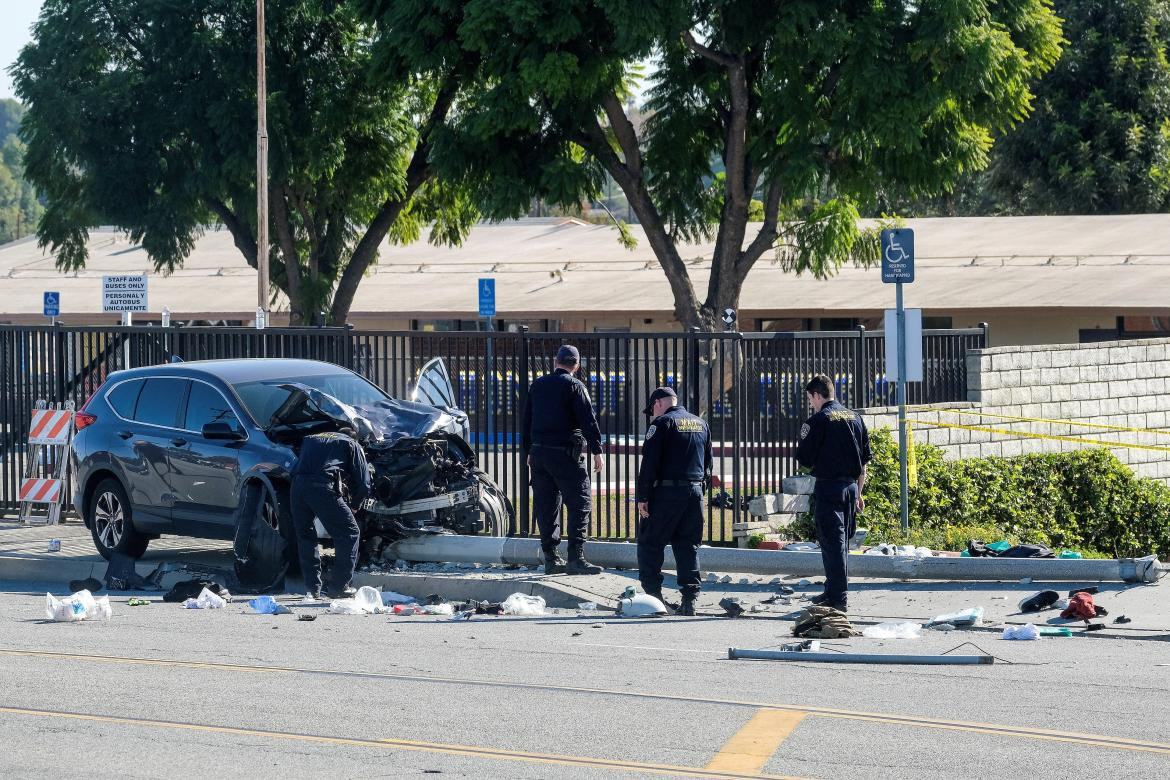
[517,326,530,537]
[855,324,867,408]
[979,321,990,348]
[688,326,700,411]
[54,325,67,405]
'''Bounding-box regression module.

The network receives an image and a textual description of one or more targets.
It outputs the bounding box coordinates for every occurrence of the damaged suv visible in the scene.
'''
[71,358,513,587]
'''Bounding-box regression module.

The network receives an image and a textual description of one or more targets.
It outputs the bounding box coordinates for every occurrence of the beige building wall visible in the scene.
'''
[950,312,1119,347]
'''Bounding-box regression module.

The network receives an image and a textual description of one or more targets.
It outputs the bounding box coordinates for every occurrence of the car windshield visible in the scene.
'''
[232,373,389,427]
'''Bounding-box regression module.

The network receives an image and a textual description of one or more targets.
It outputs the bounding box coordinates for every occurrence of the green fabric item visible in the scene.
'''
[987,540,1012,553]
[1058,550,1083,559]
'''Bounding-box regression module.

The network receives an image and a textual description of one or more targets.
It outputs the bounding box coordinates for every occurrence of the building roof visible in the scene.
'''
[1,215,1168,318]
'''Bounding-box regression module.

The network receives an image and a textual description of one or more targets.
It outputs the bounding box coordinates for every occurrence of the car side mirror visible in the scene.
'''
[202,422,245,441]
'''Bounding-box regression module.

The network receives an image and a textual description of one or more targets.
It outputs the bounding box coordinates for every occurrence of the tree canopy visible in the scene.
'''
[14,0,477,323]
[365,0,1064,329]
[0,99,42,244]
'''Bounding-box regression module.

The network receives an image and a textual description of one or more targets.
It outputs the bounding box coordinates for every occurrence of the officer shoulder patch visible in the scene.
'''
[645,425,657,440]
[800,423,810,439]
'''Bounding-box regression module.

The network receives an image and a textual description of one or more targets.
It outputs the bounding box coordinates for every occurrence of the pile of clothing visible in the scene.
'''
[967,540,1054,558]
[793,606,861,639]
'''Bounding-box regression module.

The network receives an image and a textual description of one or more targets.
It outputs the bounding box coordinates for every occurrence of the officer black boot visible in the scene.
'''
[676,593,697,616]
[325,584,357,599]
[543,547,567,575]
[566,545,602,575]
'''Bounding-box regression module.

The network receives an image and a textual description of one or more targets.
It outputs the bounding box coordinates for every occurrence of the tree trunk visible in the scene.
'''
[272,187,306,325]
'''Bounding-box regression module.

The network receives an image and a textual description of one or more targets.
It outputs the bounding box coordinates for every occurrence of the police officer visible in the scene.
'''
[795,374,871,611]
[635,387,712,616]
[522,345,604,575]
[289,429,371,598]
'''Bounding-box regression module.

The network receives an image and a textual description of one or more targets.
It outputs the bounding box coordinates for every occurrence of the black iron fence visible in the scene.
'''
[1,323,986,541]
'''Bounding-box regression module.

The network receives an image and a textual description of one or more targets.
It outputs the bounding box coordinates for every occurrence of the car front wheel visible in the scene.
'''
[88,478,149,560]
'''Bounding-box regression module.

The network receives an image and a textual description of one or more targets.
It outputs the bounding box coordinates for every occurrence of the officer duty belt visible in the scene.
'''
[655,479,704,487]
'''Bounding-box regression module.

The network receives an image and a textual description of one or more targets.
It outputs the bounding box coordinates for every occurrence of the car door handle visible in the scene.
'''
[117,430,133,440]
[171,437,188,447]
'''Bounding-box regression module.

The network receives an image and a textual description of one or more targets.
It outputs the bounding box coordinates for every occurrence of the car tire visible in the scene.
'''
[88,478,149,560]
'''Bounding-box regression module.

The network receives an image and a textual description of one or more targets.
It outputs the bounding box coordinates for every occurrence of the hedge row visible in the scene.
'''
[793,428,1170,559]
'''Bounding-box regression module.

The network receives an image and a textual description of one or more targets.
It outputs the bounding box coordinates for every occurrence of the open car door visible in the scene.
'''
[411,358,457,409]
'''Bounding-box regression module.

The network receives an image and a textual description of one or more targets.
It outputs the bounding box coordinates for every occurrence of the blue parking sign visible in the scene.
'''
[43,291,60,317]
[880,229,914,283]
[478,278,496,317]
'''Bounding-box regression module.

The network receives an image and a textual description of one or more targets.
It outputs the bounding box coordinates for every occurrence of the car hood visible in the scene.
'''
[269,383,467,444]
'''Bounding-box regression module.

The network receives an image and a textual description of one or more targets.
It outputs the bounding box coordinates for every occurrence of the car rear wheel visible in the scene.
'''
[88,478,149,560]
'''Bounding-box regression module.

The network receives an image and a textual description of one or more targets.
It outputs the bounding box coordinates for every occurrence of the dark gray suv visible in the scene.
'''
[71,359,512,573]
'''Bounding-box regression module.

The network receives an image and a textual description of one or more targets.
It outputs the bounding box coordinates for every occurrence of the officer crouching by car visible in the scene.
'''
[635,387,712,616]
[289,428,371,599]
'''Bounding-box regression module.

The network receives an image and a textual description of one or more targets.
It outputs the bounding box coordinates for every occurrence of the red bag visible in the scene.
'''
[1060,592,1097,620]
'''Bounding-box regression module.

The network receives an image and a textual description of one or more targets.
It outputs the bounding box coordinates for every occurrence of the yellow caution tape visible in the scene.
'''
[913,420,1170,454]
[911,407,1170,437]
[907,421,918,488]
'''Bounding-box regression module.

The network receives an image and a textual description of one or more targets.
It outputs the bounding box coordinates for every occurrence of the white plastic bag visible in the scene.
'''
[45,590,112,622]
[501,593,546,616]
[421,603,455,616]
[928,606,984,627]
[379,590,414,605]
[183,587,226,609]
[327,586,391,615]
[1003,623,1040,641]
[326,599,365,615]
[862,622,922,639]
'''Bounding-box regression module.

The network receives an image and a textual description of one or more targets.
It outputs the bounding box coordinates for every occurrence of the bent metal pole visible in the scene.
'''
[384,536,1164,583]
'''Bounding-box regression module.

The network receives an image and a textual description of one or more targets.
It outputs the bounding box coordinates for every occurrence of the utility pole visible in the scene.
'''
[255,0,269,327]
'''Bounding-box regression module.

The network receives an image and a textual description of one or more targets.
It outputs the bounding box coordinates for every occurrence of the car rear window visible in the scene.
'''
[106,380,143,419]
[184,381,240,432]
[133,378,186,428]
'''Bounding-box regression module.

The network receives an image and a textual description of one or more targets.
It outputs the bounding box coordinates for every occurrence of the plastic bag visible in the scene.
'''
[247,596,290,615]
[501,593,546,616]
[327,586,390,615]
[1003,623,1040,640]
[862,622,922,639]
[926,606,984,627]
[183,587,226,609]
[45,590,112,622]
[379,590,415,606]
[420,603,455,616]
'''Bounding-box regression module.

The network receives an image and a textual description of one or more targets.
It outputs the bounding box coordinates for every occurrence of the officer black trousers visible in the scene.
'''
[813,479,858,604]
[290,477,361,593]
[529,447,591,550]
[637,485,704,596]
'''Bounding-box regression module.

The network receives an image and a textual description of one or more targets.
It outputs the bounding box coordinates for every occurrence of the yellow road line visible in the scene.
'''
[3,648,1169,755]
[707,708,806,774]
[0,705,801,780]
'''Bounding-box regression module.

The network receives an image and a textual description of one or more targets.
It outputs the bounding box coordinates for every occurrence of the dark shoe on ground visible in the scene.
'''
[325,585,357,599]
[566,548,602,575]
[806,591,832,606]
[808,592,847,610]
[676,599,696,616]
[543,550,567,575]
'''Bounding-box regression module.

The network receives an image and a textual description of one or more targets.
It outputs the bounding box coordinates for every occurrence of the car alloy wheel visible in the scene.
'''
[93,490,124,549]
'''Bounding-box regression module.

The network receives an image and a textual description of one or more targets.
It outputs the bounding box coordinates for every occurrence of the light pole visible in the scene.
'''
[255,0,269,328]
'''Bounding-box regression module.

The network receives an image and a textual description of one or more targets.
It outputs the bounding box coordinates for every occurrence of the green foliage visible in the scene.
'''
[366,0,1063,328]
[880,0,1170,215]
[850,428,1170,559]
[13,0,476,323]
[746,533,765,549]
[0,99,42,244]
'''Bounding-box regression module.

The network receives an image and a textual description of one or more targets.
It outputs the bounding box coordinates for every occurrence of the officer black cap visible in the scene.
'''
[555,344,580,364]
[643,386,677,414]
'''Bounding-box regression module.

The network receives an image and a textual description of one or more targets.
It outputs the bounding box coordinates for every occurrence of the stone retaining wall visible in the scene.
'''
[860,337,1170,481]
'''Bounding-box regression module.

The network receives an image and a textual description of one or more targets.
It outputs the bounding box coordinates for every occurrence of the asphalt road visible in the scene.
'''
[1,583,1168,779]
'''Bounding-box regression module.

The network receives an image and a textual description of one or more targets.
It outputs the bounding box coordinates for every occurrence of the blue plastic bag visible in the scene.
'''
[248,595,289,615]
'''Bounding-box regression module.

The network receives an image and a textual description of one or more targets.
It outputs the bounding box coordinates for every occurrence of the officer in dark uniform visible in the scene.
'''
[289,429,371,598]
[795,374,871,611]
[522,345,604,575]
[635,386,712,616]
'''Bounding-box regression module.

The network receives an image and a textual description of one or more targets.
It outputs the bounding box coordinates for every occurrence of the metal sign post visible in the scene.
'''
[478,278,497,444]
[881,228,915,532]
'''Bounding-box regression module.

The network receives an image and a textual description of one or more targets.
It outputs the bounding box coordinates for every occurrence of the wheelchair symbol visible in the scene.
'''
[884,234,908,265]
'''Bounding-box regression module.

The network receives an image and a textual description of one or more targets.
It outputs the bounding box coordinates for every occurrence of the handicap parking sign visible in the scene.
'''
[43,292,60,317]
[880,229,914,283]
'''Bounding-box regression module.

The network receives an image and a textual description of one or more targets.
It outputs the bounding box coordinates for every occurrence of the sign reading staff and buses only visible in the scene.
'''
[102,274,149,313]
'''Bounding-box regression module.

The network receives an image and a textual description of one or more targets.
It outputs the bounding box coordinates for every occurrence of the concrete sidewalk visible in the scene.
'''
[2,522,1165,639]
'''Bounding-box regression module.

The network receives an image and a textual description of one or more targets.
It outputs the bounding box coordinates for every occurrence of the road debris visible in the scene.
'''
[501,593,546,616]
[327,586,389,615]
[863,622,923,639]
[45,590,112,622]
[925,607,983,628]
[793,606,861,638]
[729,647,993,665]
[126,598,150,607]
[248,596,291,615]
[616,593,666,617]
[183,588,227,609]
[1002,624,1040,640]
[1018,590,1060,613]
[1061,592,1107,620]
[297,614,317,622]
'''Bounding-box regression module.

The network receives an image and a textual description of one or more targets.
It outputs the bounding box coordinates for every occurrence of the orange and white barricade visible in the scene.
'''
[16,400,75,526]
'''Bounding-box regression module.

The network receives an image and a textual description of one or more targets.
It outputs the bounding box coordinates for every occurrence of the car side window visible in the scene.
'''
[106,380,143,419]
[184,381,240,433]
[133,378,186,428]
